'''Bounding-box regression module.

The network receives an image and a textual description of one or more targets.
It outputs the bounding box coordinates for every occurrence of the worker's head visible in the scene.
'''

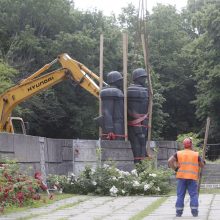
[183,137,193,149]
[107,71,123,88]
[132,68,147,86]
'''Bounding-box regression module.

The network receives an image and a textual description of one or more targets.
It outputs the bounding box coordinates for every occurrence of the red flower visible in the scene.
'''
[16,192,24,203]
[34,171,42,180]
[4,192,8,199]
[7,175,13,182]
[32,194,40,200]
[28,186,35,193]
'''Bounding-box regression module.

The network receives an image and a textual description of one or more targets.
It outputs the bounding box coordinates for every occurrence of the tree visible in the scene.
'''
[148,4,198,139]
[184,0,220,141]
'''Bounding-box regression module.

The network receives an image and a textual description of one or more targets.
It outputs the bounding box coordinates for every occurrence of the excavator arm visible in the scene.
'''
[0,53,105,133]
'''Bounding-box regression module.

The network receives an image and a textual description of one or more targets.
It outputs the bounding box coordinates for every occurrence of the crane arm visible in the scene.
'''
[0,53,103,133]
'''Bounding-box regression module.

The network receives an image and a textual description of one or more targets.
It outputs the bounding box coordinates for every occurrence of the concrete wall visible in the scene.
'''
[0,133,177,178]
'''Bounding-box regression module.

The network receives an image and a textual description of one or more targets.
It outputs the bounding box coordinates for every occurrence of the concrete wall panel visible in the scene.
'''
[62,146,73,161]
[0,133,14,152]
[14,134,40,162]
[46,138,63,163]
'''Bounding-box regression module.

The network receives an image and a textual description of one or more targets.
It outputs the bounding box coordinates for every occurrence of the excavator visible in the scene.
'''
[0,53,106,134]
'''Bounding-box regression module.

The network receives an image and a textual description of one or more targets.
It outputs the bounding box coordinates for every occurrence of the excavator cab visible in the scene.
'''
[10,117,26,134]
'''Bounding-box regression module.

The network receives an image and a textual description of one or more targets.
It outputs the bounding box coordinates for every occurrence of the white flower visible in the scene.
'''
[123,171,130,176]
[133,180,140,187]
[111,176,117,181]
[91,168,95,174]
[121,190,126,194]
[149,173,157,177]
[115,168,120,172]
[156,187,161,191]
[103,164,110,169]
[119,170,130,177]
[131,169,138,176]
[110,185,118,196]
[144,184,150,191]
[70,173,75,177]
[92,181,97,186]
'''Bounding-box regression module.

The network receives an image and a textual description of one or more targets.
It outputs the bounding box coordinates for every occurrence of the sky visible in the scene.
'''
[74,0,188,15]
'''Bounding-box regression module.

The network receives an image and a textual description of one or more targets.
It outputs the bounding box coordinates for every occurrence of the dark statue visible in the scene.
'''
[127,68,149,163]
[97,71,125,140]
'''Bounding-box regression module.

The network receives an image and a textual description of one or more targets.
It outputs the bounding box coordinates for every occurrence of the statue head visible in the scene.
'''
[107,71,123,89]
[132,68,147,86]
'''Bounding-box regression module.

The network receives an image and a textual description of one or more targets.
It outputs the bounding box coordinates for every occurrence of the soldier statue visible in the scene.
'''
[97,71,125,140]
[127,68,149,163]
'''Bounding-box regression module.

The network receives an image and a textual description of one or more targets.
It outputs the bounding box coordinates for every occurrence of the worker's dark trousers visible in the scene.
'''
[176,179,198,216]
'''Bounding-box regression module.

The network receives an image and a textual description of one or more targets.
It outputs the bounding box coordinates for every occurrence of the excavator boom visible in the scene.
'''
[0,53,104,133]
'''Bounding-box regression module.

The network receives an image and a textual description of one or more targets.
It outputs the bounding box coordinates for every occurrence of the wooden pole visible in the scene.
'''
[99,34,104,138]
[141,34,153,157]
[198,117,211,194]
[123,32,128,141]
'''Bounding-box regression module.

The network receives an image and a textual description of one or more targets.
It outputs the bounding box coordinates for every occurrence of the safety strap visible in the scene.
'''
[128,113,148,127]
[102,133,127,140]
[134,156,145,160]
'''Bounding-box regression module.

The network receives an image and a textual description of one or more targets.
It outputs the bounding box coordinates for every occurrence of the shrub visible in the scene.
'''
[58,160,172,196]
[0,159,45,212]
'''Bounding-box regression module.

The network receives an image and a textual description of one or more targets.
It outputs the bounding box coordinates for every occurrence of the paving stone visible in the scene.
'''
[0,194,218,220]
[0,195,90,220]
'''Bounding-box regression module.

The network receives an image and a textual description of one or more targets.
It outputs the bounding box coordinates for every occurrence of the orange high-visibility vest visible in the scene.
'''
[176,149,199,180]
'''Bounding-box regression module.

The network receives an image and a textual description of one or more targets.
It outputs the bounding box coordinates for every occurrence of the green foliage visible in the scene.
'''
[184,0,220,141]
[0,0,219,142]
[148,4,197,139]
[47,174,68,192]
[177,132,202,154]
[61,161,172,196]
[0,60,17,93]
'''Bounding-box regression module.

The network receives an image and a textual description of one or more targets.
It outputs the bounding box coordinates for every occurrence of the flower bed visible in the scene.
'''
[0,159,46,212]
[48,160,173,196]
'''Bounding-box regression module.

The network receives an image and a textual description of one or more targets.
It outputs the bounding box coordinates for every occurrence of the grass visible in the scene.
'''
[206,159,220,164]
[54,198,85,211]
[1,193,74,215]
[168,187,220,196]
[199,188,220,194]
[129,196,168,220]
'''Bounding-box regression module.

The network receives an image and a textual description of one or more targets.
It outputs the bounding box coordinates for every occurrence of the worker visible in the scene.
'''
[168,137,205,217]
[98,71,124,140]
[127,68,149,163]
